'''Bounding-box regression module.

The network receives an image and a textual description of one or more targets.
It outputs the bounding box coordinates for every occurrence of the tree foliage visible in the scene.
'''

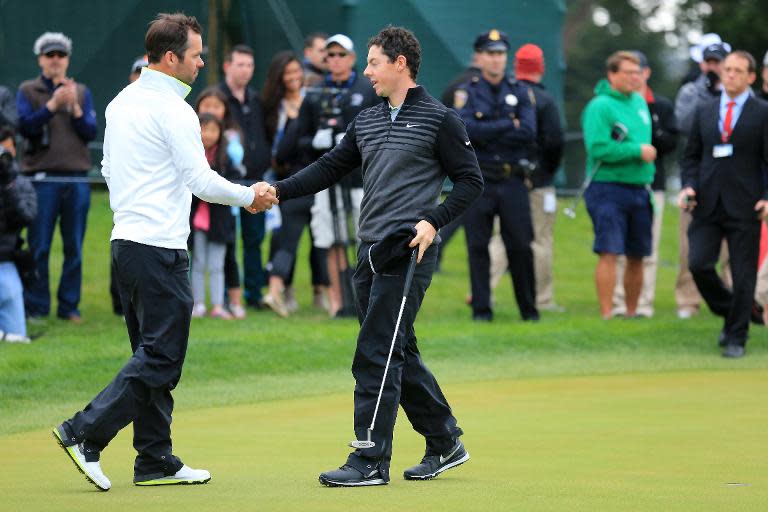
[684,0,767,68]
[563,0,673,129]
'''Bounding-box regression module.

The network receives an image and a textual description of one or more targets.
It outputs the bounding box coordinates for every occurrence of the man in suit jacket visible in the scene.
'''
[678,50,768,358]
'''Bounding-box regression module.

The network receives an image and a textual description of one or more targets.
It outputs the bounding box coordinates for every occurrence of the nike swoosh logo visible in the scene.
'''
[439,444,461,464]
[464,140,471,146]
[406,123,420,128]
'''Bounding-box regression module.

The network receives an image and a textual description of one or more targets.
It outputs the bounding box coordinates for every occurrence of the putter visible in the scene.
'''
[563,122,629,219]
[349,249,419,450]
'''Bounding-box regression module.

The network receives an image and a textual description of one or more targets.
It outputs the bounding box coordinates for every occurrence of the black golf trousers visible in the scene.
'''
[351,242,463,466]
[62,240,192,477]
[464,177,538,320]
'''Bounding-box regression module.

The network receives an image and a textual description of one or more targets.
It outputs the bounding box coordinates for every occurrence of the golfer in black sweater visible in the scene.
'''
[268,26,483,487]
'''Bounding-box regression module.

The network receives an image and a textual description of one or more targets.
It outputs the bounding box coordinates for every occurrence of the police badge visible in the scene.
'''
[453,89,468,109]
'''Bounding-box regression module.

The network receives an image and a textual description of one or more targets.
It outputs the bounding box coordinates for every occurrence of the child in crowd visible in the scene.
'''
[195,87,247,318]
[191,113,239,319]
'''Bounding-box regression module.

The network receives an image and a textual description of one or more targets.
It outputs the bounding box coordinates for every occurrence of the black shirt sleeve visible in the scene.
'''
[425,109,484,229]
[681,105,703,191]
[538,96,565,176]
[653,97,679,156]
[3,174,37,230]
[274,119,362,200]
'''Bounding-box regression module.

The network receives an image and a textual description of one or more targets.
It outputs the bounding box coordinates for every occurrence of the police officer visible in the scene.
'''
[455,29,538,321]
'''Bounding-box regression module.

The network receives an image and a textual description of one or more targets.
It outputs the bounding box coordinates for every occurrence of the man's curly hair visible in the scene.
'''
[368,26,421,80]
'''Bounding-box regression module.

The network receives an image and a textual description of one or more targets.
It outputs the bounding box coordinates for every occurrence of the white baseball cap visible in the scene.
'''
[690,33,730,63]
[325,34,354,53]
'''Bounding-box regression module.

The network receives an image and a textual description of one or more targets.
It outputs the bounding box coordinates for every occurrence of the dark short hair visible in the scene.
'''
[304,32,327,49]
[225,44,254,63]
[145,12,202,64]
[726,50,757,73]
[606,51,640,73]
[194,86,235,130]
[368,26,421,79]
[0,124,15,143]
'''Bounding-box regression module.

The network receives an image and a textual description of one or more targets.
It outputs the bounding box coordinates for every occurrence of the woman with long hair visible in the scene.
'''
[194,87,247,318]
[261,51,330,316]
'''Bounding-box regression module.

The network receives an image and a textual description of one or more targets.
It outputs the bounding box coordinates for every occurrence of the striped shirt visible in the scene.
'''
[275,86,483,242]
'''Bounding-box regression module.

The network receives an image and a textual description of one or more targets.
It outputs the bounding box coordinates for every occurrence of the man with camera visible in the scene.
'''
[454,29,538,322]
[16,32,97,323]
[288,33,378,317]
[0,126,37,343]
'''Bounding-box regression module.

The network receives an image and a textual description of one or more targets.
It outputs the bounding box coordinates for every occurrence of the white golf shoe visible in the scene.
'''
[52,426,111,491]
[134,464,211,486]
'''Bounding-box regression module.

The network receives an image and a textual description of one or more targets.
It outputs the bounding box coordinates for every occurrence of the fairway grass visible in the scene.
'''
[3,191,768,510]
[2,371,766,511]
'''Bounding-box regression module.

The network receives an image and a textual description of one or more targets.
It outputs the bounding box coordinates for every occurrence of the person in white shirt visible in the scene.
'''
[51,13,277,492]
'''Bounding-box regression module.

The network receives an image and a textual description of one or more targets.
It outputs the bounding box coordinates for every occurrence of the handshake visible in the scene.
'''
[245,181,279,214]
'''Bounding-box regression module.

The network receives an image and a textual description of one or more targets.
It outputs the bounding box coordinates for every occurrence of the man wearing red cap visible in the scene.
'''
[513,43,565,311]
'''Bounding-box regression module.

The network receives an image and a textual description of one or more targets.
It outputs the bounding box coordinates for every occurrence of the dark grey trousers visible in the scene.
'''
[62,240,192,477]
[350,243,462,473]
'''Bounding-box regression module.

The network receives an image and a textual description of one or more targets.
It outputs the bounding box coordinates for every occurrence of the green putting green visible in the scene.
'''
[1,370,766,511]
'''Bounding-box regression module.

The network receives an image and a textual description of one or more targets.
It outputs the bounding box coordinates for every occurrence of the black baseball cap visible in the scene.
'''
[633,50,649,69]
[474,29,510,52]
[702,43,728,62]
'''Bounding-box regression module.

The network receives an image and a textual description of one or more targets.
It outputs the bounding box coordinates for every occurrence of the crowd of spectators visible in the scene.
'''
[2,27,768,359]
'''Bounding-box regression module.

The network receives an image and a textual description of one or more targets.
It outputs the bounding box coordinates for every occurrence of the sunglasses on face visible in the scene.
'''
[44,51,68,59]
[326,52,348,59]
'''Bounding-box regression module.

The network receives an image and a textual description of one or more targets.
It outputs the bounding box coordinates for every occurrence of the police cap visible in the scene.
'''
[474,29,510,52]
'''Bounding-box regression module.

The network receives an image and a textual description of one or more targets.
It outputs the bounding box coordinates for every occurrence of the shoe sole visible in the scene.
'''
[319,476,388,487]
[403,452,471,481]
[51,428,110,491]
[134,477,211,486]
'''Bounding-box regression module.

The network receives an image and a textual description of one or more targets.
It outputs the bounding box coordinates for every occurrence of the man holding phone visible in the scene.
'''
[678,50,768,358]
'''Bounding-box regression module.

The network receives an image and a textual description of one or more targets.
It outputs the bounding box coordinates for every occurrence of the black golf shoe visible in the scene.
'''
[403,439,470,480]
[319,455,389,487]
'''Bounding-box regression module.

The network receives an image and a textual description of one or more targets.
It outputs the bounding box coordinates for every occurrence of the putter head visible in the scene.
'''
[563,207,576,219]
[349,440,376,449]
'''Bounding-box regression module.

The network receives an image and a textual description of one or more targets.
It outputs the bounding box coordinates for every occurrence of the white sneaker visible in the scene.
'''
[134,464,211,486]
[191,304,207,318]
[284,286,299,313]
[1,331,31,343]
[52,426,111,491]
[263,294,289,318]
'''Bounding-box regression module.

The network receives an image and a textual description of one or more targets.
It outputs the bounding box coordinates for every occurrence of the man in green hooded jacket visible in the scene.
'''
[581,50,657,319]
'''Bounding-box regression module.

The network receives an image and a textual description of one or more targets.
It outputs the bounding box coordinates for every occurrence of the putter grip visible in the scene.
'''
[403,250,418,296]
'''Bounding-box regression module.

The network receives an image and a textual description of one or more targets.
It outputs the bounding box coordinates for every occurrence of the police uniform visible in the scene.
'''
[455,30,539,321]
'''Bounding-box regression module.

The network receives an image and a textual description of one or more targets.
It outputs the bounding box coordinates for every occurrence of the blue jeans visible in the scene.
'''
[0,262,27,336]
[24,179,90,318]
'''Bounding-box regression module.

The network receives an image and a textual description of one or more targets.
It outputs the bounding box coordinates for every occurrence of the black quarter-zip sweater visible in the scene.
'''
[274,86,484,243]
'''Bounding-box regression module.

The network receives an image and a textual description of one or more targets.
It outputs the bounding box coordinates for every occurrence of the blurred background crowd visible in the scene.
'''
[0,0,766,355]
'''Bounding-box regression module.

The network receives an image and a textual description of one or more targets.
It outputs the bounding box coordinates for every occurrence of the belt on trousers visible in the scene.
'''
[479,162,527,181]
